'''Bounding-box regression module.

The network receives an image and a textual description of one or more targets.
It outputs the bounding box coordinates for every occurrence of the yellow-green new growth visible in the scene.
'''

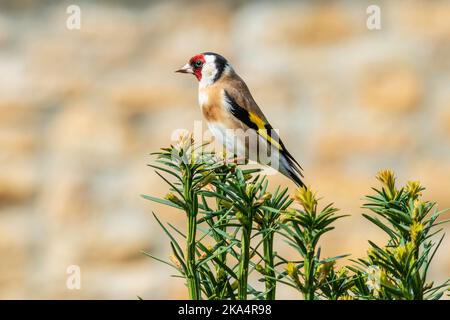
[410,221,424,243]
[406,181,422,199]
[294,186,317,213]
[376,169,397,200]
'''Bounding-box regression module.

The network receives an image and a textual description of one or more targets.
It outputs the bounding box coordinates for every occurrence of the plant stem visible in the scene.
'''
[303,248,315,300]
[215,185,230,299]
[186,213,200,299]
[183,166,201,300]
[263,232,276,300]
[238,219,252,300]
[412,243,423,299]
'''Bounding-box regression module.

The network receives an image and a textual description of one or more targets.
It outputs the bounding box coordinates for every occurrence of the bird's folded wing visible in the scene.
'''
[223,89,303,173]
[224,89,281,150]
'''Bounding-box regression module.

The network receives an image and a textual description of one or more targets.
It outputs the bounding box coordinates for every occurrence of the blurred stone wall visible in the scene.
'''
[0,0,449,299]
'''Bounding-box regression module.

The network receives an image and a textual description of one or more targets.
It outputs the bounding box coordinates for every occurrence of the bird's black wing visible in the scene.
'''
[224,90,305,186]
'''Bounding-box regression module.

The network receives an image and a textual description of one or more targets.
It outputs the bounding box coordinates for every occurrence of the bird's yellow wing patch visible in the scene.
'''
[248,112,282,150]
[224,89,282,151]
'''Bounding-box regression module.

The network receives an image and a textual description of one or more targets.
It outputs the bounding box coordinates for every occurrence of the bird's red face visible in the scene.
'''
[175,54,205,81]
[176,52,228,86]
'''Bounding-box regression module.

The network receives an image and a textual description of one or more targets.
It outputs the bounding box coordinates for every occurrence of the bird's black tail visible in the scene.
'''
[278,149,305,188]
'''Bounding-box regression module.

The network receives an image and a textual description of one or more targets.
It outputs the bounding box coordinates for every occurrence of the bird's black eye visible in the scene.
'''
[195,60,203,67]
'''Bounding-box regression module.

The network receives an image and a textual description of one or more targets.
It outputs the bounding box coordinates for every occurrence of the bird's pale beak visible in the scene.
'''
[175,63,193,74]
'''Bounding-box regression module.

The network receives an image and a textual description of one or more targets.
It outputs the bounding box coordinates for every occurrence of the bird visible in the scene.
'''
[175,52,305,187]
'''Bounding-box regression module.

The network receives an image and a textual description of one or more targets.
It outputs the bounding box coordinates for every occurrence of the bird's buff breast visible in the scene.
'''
[198,87,225,122]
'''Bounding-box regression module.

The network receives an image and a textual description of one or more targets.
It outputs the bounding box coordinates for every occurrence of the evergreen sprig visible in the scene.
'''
[143,138,449,300]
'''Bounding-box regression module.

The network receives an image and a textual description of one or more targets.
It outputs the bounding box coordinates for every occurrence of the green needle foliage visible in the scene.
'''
[142,132,216,299]
[279,187,349,300]
[257,187,293,300]
[143,136,450,300]
[349,170,450,300]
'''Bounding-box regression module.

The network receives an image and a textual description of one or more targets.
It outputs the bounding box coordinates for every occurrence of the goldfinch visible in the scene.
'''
[176,52,305,187]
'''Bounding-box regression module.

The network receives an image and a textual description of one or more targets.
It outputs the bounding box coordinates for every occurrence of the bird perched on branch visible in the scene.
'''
[176,52,305,187]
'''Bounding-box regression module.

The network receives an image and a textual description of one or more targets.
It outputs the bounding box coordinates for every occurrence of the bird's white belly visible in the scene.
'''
[207,122,281,176]
[207,122,246,157]
[198,91,208,106]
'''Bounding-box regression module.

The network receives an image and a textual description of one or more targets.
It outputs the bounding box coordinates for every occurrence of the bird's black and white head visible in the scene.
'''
[176,52,230,87]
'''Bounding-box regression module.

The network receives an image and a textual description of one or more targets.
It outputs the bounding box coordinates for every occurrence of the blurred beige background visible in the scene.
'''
[0,0,449,299]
